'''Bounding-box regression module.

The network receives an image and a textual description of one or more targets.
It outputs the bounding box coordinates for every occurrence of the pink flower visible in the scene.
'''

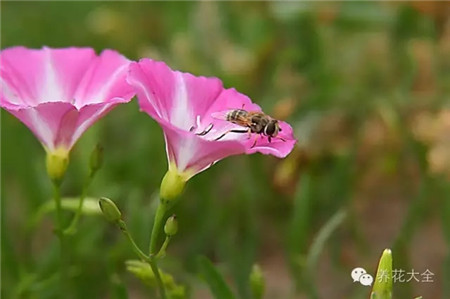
[0,46,135,154]
[127,58,296,181]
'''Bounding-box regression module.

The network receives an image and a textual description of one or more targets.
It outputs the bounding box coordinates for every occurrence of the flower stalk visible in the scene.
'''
[64,145,103,235]
[51,175,69,295]
[99,197,168,299]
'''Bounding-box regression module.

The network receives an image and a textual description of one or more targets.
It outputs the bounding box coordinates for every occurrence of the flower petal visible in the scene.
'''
[70,98,130,148]
[158,118,246,177]
[127,59,223,130]
[4,99,129,151]
[128,58,297,178]
[5,102,76,151]
[73,49,134,108]
[0,46,96,106]
[246,121,297,158]
[1,47,135,152]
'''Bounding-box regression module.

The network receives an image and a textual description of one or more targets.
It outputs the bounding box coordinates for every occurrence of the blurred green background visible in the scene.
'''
[1,1,450,298]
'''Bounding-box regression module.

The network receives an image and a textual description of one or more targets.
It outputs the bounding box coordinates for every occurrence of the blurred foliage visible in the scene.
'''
[1,1,450,298]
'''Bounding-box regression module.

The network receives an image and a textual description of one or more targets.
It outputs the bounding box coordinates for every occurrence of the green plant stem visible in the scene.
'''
[118,218,167,299]
[149,257,167,299]
[148,201,169,299]
[117,220,149,262]
[156,236,171,258]
[52,181,68,295]
[63,172,95,235]
[149,202,168,254]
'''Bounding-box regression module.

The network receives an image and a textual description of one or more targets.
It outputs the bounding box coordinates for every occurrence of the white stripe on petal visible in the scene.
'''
[80,64,128,108]
[127,77,165,119]
[70,104,110,148]
[176,136,197,172]
[0,77,23,106]
[40,50,65,102]
[27,108,54,150]
[170,72,192,130]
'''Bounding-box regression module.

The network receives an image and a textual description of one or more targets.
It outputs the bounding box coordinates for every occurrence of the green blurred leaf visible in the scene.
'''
[249,264,265,299]
[29,197,102,228]
[371,249,393,299]
[197,256,235,299]
[302,209,347,298]
[288,174,313,279]
[125,260,186,298]
[126,260,156,287]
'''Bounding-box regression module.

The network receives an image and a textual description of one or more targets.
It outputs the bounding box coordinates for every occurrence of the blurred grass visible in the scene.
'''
[1,1,450,298]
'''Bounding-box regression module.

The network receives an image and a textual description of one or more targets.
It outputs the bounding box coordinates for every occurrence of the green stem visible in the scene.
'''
[149,202,168,254]
[52,181,68,295]
[149,257,167,299]
[64,172,94,235]
[156,236,171,258]
[117,220,149,262]
[148,201,169,299]
[116,217,166,299]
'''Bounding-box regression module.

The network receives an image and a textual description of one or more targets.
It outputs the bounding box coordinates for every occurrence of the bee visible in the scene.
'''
[212,108,285,147]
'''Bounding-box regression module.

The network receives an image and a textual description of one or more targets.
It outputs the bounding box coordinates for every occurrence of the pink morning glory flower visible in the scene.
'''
[0,46,135,155]
[127,58,296,183]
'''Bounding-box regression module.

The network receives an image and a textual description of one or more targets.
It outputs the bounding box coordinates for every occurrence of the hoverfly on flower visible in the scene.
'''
[211,107,286,148]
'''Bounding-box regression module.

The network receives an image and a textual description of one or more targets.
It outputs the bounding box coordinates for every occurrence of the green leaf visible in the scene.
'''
[371,249,393,299]
[125,260,156,288]
[303,209,347,298]
[197,256,235,299]
[249,264,265,299]
[29,197,102,228]
[125,260,186,298]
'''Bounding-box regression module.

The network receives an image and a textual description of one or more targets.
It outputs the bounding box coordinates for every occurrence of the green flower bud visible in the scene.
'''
[164,215,178,236]
[371,248,393,298]
[250,264,265,299]
[46,148,69,184]
[160,168,186,205]
[89,144,104,174]
[99,197,122,222]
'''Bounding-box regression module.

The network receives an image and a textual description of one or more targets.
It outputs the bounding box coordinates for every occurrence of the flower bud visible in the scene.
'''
[99,197,122,222]
[46,148,69,184]
[164,215,178,236]
[89,144,103,174]
[160,168,186,205]
[250,264,265,299]
[371,248,392,298]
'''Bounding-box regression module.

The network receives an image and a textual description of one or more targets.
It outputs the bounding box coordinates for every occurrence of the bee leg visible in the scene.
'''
[189,126,196,132]
[196,123,213,136]
[250,135,259,148]
[268,136,272,143]
[215,129,249,141]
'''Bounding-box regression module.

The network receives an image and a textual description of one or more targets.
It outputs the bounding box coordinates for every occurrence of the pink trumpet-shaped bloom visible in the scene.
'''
[127,58,296,179]
[0,46,135,153]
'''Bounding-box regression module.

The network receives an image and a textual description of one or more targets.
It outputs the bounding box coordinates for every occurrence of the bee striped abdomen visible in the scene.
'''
[226,109,248,122]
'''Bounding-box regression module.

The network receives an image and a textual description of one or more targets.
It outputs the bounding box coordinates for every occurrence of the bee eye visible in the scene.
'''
[265,122,276,136]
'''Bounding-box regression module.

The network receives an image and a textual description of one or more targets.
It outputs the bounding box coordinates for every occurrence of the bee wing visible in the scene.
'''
[210,110,232,121]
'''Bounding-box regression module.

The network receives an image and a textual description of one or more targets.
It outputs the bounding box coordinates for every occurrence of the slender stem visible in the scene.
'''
[147,201,169,299]
[156,236,171,258]
[116,217,166,299]
[149,257,167,299]
[64,172,94,235]
[52,181,68,295]
[117,220,149,262]
[149,202,167,255]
